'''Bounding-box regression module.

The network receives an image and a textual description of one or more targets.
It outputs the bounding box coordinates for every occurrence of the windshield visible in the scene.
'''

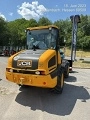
[26,28,58,50]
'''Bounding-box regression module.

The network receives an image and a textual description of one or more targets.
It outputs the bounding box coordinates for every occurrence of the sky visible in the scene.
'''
[0,0,89,22]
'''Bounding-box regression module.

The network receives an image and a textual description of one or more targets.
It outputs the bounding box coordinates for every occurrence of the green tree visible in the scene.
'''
[28,19,38,27]
[7,18,28,47]
[79,36,90,50]
[1,15,90,51]
[7,18,38,47]
[54,19,72,47]
[0,17,9,46]
[38,17,52,26]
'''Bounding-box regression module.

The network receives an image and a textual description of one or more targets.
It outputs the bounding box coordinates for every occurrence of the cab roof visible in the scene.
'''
[27,25,59,31]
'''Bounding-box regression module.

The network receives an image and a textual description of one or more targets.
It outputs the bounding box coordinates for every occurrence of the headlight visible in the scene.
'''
[35,71,40,75]
[14,56,20,60]
[6,68,13,72]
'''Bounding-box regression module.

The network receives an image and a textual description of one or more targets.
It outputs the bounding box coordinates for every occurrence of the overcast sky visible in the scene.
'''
[0,0,89,22]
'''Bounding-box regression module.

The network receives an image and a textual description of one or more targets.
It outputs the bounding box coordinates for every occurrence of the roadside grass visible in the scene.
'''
[63,48,90,68]
[64,48,90,57]
[73,60,90,68]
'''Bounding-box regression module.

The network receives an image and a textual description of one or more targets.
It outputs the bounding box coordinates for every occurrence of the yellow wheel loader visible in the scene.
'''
[6,25,70,93]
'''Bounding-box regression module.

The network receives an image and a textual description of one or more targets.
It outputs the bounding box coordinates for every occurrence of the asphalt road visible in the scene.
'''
[0,57,90,120]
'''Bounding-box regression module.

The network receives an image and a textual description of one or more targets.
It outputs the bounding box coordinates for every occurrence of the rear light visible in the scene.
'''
[69,67,72,72]
[43,82,46,85]
[40,71,45,75]
[6,68,13,72]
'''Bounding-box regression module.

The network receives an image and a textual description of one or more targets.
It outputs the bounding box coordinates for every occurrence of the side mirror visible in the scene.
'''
[56,45,60,50]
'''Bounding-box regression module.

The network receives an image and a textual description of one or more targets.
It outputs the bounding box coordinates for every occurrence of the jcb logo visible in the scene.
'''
[17,60,32,67]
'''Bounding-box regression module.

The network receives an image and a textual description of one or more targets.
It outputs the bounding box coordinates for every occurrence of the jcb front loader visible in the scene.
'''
[6,25,69,93]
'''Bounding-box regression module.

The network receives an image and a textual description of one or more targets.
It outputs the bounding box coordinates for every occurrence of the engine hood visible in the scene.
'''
[12,49,46,70]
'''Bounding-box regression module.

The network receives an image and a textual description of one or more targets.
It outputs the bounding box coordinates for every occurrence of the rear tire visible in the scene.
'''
[64,65,69,78]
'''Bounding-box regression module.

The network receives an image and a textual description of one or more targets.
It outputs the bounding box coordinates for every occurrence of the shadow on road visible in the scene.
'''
[65,75,77,82]
[15,76,90,116]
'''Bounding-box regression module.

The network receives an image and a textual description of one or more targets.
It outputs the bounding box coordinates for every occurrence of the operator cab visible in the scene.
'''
[26,25,59,50]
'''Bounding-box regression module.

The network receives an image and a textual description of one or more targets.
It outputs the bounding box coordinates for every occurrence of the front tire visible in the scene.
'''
[51,72,64,94]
